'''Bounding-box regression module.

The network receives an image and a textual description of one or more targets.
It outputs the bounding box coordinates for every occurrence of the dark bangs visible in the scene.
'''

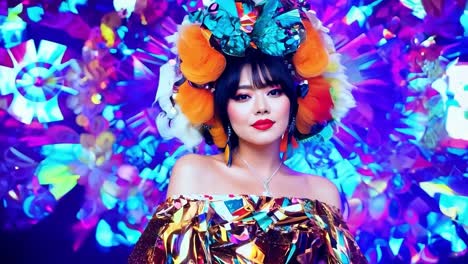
[213,50,297,148]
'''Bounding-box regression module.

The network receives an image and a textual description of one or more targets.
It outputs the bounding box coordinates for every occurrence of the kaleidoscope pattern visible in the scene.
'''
[0,0,467,263]
[0,39,77,123]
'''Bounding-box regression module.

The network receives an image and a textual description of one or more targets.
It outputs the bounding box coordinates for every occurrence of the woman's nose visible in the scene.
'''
[255,93,270,114]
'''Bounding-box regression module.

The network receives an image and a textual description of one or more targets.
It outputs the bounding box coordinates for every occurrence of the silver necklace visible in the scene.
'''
[237,154,282,196]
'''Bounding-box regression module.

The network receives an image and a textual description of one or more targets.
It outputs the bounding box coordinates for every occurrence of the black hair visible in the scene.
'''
[212,49,298,150]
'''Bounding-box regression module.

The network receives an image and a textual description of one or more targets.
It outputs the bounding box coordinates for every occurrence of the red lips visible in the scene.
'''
[251,119,275,130]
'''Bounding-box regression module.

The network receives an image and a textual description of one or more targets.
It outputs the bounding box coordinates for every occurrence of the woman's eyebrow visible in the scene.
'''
[238,85,254,90]
[238,85,273,90]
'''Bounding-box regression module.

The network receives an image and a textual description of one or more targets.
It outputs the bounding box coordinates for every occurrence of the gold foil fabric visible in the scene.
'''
[129,195,367,264]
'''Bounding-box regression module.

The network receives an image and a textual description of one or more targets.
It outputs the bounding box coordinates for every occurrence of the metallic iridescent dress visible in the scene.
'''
[129,194,367,264]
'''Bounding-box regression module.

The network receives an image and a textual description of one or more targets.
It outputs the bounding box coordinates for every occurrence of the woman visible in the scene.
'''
[166,52,343,208]
[130,1,367,263]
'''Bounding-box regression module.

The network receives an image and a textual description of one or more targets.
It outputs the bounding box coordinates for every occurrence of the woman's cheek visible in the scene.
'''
[227,102,247,124]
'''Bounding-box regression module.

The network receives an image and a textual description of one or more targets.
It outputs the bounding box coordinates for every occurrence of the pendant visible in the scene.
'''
[263,182,272,196]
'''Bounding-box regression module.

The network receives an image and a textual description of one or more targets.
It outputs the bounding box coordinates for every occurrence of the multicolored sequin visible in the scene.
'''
[129,195,367,263]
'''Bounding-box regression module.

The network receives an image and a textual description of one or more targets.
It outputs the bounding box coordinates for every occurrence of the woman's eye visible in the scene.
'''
[268,88,284,97]
[233,94,250,101]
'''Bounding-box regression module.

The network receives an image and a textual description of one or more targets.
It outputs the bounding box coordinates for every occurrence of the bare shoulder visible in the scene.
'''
[166,153,213,197]
[304,174,342,212]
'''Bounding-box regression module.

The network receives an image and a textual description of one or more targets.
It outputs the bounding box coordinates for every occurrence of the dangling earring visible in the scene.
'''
[280,131,289,154]
[224,125,233,166]
[289,117,298,148]
[281,117,297,160]
[289,117,299,148]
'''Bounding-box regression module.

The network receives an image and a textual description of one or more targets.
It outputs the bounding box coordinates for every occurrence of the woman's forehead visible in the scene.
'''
[239,63,273,87]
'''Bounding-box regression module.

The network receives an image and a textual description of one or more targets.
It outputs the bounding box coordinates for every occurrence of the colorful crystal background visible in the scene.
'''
[0,0,467,263]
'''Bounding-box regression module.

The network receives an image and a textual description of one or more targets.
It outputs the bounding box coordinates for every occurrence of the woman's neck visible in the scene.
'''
[233,139,282,171]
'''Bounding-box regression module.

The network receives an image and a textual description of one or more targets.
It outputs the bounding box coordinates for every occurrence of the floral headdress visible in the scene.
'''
[155,0,355,156]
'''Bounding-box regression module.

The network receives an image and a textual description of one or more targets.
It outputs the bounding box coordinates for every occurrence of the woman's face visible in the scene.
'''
[227,64,291,146]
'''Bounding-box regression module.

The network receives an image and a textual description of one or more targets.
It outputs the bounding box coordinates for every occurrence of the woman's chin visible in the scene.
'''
[240,136,282,147]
